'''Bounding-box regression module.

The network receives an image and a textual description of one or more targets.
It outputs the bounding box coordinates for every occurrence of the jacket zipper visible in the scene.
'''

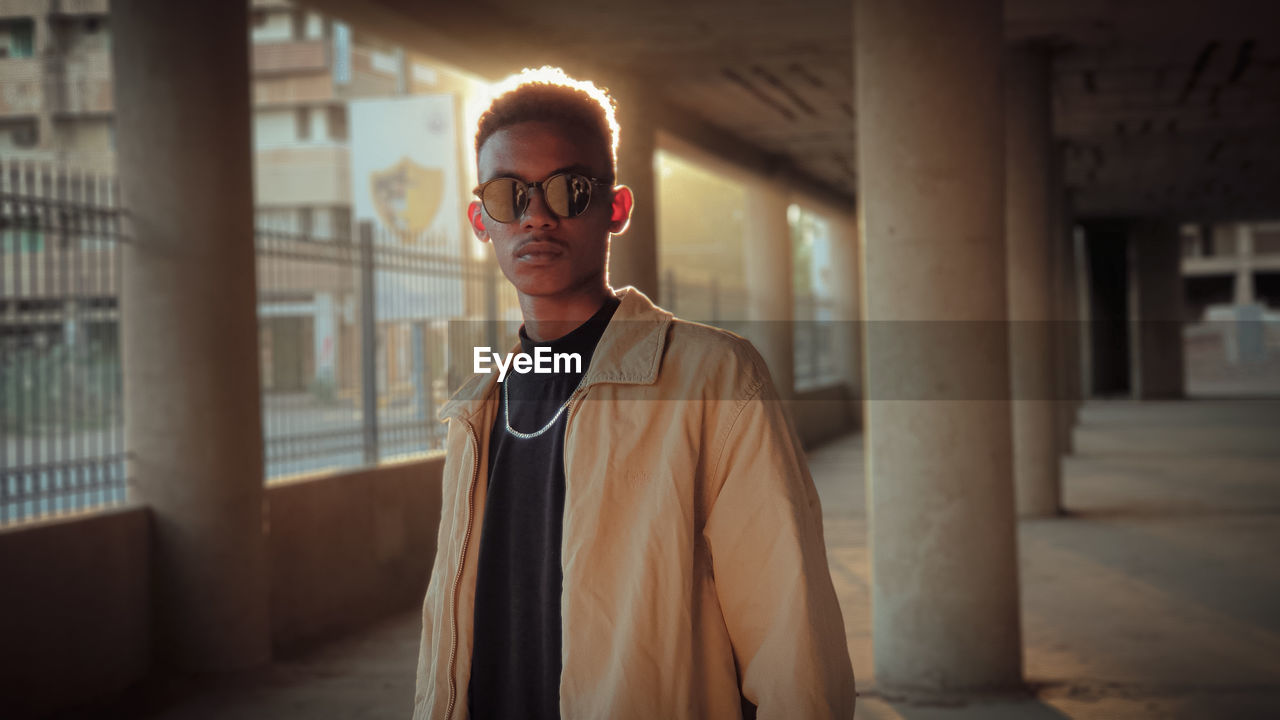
[445,419,481,720]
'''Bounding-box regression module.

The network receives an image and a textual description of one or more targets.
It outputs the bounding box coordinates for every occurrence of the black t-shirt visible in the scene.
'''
[468,295,621,720]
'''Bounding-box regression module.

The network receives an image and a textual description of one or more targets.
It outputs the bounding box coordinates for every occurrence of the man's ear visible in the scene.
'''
[608,185,634,235]
[467,200,490,242]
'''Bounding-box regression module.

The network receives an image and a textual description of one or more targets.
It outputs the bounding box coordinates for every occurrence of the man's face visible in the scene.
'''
[469,121,632,299]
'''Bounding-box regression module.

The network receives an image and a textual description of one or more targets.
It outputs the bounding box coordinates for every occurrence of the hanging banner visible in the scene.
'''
[350,94,464,320]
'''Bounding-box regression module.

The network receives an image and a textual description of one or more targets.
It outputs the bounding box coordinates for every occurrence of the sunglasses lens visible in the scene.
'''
[481,179,526,223]
[544,173,594,218]
[480,174,599,223]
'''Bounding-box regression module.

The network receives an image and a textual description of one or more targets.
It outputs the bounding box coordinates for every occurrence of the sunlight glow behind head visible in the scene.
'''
[477,66,621,176]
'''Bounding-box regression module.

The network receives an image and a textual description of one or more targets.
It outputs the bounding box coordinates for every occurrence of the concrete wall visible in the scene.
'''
[254,145,351,206]
[0,506,151,718]
[254,108,300,145]
[0,455,446,714]
[267,455,444,652]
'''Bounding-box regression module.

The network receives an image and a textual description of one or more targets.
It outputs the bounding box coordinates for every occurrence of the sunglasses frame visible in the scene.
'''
[473,172,613,224]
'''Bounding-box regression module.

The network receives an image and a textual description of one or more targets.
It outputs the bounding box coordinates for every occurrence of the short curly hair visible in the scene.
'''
[475,67,619,184]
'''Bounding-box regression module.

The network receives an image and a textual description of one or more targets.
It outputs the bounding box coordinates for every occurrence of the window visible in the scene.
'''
[333,206,352,242]
[304,13,326,40]
[297,207,313,237]
[295,107,311,141]
[0,19,36,58]
[654,149,748,325]
[327,105,347,141]
[11,121,39,148]
[790,204,841,389]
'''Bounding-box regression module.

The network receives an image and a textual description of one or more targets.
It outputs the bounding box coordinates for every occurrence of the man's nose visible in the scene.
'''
[521,186,559,229]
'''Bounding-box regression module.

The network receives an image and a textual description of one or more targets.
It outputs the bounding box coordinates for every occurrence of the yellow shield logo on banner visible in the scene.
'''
[369,157,444,243]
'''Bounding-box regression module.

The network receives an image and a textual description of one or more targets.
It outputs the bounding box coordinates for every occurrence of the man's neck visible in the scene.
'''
[518,283,616,342]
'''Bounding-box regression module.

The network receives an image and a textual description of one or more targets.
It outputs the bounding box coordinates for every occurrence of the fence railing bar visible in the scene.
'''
[1,162,10,523]
[19,162,33,515]
[358,221,379,465]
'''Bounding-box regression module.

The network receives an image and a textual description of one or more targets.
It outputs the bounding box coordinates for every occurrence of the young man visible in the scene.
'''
[413,67,855,720]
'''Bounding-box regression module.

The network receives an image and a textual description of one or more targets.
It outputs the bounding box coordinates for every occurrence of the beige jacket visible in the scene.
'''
[413,287,855,719]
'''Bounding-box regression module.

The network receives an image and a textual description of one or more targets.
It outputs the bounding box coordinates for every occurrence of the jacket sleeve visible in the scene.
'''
[412,582,438,720]
[413,421,465,720]
[702,361,856,719]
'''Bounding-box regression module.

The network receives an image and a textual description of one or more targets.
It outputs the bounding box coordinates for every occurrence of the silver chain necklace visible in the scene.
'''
[502,374,587,439]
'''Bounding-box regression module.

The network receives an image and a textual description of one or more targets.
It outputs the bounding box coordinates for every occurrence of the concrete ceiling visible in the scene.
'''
[311,0,1280,221]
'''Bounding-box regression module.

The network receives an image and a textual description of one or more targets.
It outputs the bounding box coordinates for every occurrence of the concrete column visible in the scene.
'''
[1212,223,1234,255]
[1005,46,1060,516]
[1068,228,1085,418]
[1047,148,1075,455]
[1074,226,1094,399]
[1230,223,1266,363]
[743,176,795,398]
[830,214,863,419]
[608,81,660,298]
[1196,223,1212,257]
[856,0,1022,695]
[113,0,271,670]
[1234,223,1256,305]
[1055,191,1083,455]
[1128,220,1185,399]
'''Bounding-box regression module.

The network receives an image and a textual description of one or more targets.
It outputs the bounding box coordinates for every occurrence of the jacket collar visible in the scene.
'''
[438,286,672,422]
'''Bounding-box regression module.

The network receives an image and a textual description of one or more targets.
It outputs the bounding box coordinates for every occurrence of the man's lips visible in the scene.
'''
[514,239,566,259]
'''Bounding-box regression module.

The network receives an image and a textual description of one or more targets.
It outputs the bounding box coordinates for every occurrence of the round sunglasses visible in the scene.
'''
[474,172,612,224]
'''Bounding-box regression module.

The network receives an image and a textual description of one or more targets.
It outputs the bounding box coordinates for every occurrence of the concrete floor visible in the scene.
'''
[827,398,1280,719]
[114,398,1280,719]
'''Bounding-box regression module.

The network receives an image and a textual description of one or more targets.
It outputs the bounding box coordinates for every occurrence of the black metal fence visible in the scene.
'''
[0,160,127,525]
[1,160,520,525]
[256,219,517,481]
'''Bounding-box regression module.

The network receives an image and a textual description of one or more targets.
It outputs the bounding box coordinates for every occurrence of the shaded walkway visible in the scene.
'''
[107,399,1280,719]
[841,399,1280,718]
